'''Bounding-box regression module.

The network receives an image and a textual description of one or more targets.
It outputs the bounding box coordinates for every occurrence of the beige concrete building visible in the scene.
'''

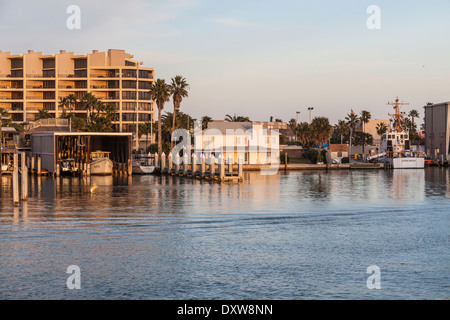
[0,49,154,134]
[424,102,450,161]
[356,119,390,145]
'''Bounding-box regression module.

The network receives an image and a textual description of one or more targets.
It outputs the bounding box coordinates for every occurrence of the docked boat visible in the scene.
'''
[1,163,10,173]
[90,151,113,175]
[132,153,156,174]
[377,97,425,169]
[59,158,78,175]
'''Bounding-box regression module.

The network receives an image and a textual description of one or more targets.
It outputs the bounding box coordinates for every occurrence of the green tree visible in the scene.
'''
[169,75,189,149]
[310,117,333,163]
[80,92,98,122]
[225,114,250,122]
[201,116,213,130]
[334,120,350,144]
[150,79,171,158]
[35,108,53,121]
[295,122,311,148]
[58,96,70,119]
[70,116,87,132]
[360,110,371,155]
[345,110,360,159]
[139,122,153,151]
[376,122,388,137]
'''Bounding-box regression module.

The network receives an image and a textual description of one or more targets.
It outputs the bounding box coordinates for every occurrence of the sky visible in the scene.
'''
[0,0,449,125]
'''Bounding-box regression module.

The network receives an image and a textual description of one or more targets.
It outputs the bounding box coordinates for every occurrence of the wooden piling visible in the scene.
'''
[37,156,41,175]
[182,153,189,176]
[168,152,173,174]
[238,155,243,180]
[200,154,206,177]
[210,154,216,177]
[13,153,19,206]
[175,154,180,175]
[219,155,225,181]
[228,155,233,174]
[21,153,28,201]
[161,152,166,173]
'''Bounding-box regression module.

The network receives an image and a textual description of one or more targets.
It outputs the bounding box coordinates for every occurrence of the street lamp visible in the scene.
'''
[307,107,314,123]
[296,111,300,124]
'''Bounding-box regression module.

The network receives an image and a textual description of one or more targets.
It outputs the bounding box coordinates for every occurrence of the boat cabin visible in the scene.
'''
[381,131,410,154]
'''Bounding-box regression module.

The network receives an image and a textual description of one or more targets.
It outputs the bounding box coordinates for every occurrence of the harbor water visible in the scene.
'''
[0,168,448,299]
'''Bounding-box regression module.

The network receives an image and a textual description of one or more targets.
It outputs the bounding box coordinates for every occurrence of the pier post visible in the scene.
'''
[201,154,205,177]
[161,152,166,173]
[37,156,41,175]
[191,153,197,176]
[168,152,173,174]
[238,155,243,180]
[87,163,91,176]
[183,152,189,175]
[210,154,215,177]
[155,153,159,171]
[21,153,28,200]
[219,155,225,181]
[175,153,180,175]
[228,155,233,175]
[13,153,19,206]
[31,156,35,173]
[56,164,60,177]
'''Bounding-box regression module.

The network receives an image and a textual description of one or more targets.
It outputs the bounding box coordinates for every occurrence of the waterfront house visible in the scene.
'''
[194,121,280,164]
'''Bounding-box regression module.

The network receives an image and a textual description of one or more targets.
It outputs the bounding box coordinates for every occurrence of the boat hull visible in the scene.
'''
[132,165,155,174]
[388,157,424,169]
[90,158,113,175]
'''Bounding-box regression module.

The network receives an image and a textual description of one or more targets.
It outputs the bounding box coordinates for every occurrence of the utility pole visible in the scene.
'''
[308,107,314,123]
[296,111,300,124]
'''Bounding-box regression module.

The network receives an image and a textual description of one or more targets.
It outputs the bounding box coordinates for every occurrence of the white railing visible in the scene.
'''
[24,118,69,131]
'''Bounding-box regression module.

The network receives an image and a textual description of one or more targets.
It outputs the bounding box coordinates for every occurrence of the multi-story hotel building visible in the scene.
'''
[0,49,154,133]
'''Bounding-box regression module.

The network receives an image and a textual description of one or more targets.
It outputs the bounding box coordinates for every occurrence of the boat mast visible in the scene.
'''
[386,97,409,133]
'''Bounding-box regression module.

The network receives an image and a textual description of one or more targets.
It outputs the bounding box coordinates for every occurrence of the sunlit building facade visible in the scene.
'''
[0,49,154,133]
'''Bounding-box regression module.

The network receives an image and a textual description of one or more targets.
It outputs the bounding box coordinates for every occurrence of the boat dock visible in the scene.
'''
[156,153,243,182]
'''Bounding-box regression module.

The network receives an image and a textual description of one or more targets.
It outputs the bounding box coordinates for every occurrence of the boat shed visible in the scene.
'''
[30,132,133,174]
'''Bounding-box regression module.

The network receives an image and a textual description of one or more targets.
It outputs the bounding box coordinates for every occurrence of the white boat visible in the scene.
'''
[90,151,113,175]
[1,163,10,173]
[59,158,78,174]
[377,97,425,169]
[132,153,156,174]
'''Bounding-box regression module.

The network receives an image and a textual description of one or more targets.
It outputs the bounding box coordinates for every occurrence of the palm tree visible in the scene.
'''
[335,120,350,144]
[80,93,98,123]
[150,79,171,158]
[376,122,388,138]
[66,93,77,112]
[201,116,213,130]
[225,114,250,122]
[408,109,419,134]
[295,122,311,148]
[35,108,53,121]
[58,96,68,118]
[310,117,333,163]
[345,110,359,160]
[169,75,189,149]
[360,110,371,155]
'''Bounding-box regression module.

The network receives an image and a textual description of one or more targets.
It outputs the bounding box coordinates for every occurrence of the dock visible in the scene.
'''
[156,153,243,182]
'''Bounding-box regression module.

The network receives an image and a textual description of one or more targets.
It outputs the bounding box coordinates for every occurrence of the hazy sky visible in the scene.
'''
[1,0,449,124]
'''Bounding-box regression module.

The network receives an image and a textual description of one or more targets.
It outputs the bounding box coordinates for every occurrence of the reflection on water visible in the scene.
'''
[0,168,449,299]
